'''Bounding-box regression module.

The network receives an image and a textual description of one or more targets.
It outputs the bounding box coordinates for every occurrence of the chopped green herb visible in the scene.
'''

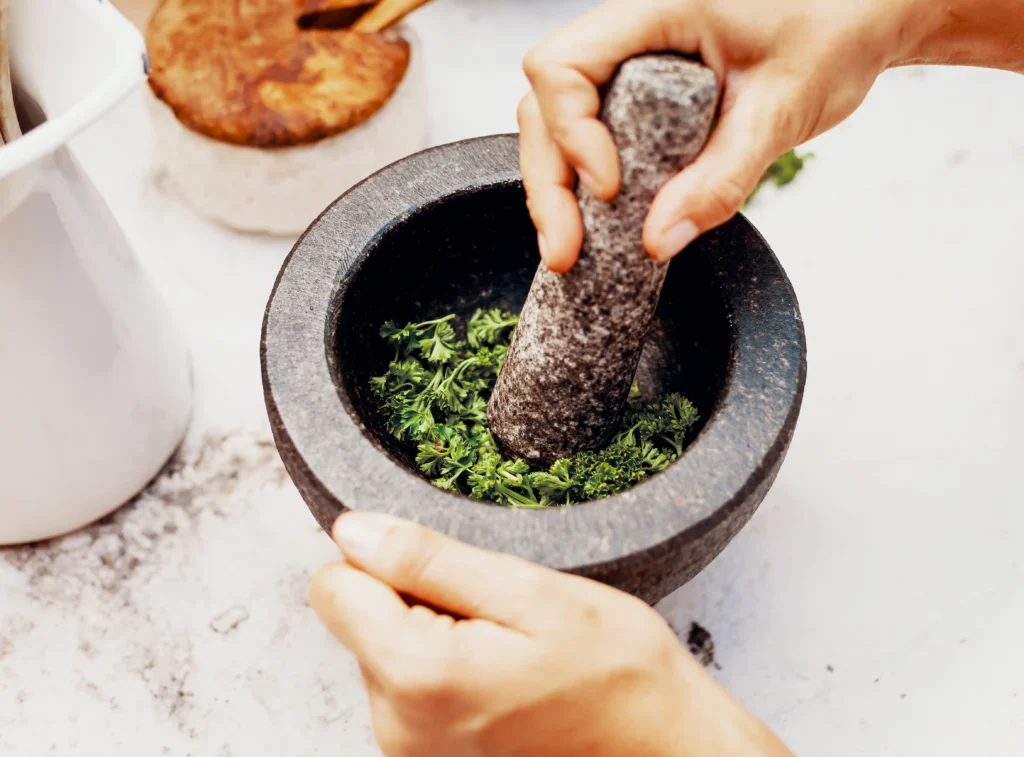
[745,148,813,206]
[371,309,700,507]
[466,307,519,348]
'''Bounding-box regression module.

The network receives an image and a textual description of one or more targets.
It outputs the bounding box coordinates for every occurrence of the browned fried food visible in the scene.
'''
[146,0,410,148]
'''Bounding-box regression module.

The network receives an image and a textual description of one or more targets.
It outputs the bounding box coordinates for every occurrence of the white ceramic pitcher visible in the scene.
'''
[0,0,193,544]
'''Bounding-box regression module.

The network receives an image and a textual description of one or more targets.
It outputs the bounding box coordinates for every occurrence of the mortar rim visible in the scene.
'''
[261,133,806,572]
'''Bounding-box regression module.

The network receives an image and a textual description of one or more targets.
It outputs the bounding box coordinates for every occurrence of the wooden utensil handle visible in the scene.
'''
[350,0,431,32]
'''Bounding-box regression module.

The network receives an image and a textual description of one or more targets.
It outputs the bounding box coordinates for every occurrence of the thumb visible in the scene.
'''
[331,511,567,631]
[643,84,798,261]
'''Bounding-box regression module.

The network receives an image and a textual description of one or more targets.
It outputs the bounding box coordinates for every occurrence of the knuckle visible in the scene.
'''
[760,81,818,145]
[306,563,351,616]
[516,92,538,127]
[306,564,336,607]
[522,43,555,82]
[381,524,443,584]
[545,116,577,151]
[799,96,831,143]
[765,99,800,140]
[516,562,560,600]
[575,597,607,629]
[571,586,648,635]
[523,193,544,226]
[704,174,748,220]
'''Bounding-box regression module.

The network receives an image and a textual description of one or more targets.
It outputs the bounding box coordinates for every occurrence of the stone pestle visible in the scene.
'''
[487,54,720,466]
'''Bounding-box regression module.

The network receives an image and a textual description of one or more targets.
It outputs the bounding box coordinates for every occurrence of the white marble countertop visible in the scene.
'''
[3,1,1024,755]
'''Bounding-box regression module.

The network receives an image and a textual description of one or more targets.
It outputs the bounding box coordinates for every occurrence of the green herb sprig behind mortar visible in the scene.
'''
[745,148,813,206]
[371,309,700,507]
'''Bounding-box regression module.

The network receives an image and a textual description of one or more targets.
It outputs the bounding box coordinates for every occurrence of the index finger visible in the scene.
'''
[308,561,412,663]
[518,92,584,273]
[522,0,693,198]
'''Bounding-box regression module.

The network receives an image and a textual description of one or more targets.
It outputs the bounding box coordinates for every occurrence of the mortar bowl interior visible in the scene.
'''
[331,181,732,476]
[262,134,806,605]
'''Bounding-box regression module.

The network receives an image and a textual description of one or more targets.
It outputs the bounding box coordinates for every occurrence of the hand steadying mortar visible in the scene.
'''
[487,54,719,465]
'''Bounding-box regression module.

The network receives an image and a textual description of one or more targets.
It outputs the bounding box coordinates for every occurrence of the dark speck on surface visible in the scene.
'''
[686,622,719,669]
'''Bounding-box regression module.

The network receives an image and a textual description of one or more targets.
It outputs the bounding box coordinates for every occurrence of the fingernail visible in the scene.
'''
[332,512,392,564]
[577,169,601,197]
[651,219,699,261]
[537,232,549,266]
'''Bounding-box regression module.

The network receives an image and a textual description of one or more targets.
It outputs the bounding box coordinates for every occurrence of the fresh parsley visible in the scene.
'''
[371,308,700,507]
[745,148,813,206]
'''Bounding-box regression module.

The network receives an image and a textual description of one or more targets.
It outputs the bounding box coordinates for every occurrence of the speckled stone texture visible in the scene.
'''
[261,135,806,605]
[487,55,720,465]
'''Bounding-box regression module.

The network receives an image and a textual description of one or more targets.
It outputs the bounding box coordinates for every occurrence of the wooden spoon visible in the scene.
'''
[0,0,21,144]
[349,0,432,32]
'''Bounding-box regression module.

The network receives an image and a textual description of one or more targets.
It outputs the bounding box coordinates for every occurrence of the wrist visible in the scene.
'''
[887,0,1024,73]
[666,650,794,757]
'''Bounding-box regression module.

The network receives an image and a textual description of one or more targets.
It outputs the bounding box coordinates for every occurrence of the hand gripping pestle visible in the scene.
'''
[487,54,720,465]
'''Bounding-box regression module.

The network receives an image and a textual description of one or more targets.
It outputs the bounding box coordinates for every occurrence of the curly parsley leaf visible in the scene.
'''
[370,310,699,507]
